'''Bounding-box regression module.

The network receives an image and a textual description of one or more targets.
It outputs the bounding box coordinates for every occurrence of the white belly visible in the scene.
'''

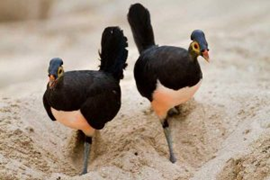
[151,80,202,119]
[156,80,202,106]
[51,108,95,136]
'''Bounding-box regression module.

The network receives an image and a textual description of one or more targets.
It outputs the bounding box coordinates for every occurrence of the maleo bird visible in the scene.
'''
[43,27,128,174]
[128,3,210,163]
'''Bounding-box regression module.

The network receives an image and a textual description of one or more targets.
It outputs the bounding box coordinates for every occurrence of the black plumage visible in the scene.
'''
[128,3,210,163]
[134,46,202,101]
[43,71,121,129]
[43,27,128,174]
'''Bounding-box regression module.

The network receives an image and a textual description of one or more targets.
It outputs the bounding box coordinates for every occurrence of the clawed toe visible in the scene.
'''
[168,107,180,117]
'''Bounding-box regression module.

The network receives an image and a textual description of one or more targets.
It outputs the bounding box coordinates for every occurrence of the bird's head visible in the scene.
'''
[47,58,64,88]
[189,30,209,62]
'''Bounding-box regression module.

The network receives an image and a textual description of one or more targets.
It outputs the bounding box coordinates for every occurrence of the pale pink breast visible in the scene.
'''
[51,108,95,136]
[152,80,202,119]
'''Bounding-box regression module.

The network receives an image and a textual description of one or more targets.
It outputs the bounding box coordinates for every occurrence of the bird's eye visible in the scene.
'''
[194,43,198,49]
[58,67,63,75]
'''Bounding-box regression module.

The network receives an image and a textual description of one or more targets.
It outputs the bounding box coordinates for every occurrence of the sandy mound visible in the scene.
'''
[0,0,270,179]
[217,132,270,180]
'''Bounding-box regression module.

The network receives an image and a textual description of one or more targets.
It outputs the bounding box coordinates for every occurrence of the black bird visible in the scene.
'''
[128,3,210,163]
[43,27,128,174]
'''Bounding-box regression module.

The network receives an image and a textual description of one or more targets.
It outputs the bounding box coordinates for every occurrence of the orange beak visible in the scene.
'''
[202,50,210,62]
[49,75,56,88]
[49,75,55,81]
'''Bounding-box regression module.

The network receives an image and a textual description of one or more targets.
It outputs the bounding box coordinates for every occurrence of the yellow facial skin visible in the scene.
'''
[190,41,209,62]
[191,41,201,55]
[57,66,64,78]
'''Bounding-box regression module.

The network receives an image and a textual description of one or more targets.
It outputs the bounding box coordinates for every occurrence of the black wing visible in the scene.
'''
[43,92,56,121]
[80,87,121,130]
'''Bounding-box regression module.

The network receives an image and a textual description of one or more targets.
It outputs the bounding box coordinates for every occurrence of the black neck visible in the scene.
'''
[52,75,64,90]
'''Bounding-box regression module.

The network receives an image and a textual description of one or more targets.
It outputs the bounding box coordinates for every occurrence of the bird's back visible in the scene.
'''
[45,70,120,110]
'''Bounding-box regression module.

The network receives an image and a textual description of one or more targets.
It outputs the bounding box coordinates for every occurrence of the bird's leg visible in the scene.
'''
[167,107,180,117]
[80,136,92,175]
[162,118,177,163]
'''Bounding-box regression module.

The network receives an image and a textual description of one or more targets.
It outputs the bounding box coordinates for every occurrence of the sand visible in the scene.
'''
[0,0,270,179]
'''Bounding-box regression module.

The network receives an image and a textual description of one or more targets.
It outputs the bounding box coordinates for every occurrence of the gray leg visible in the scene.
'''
[80,136,92,175]
[162,119,177,163]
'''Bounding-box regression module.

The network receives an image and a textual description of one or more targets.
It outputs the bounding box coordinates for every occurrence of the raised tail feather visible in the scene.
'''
[99,26,128,81]
[128,3,155,54]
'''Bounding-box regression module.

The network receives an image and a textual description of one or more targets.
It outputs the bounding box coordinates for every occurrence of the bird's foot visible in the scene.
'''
[169,154,177,163]
[80,169,88,175]
[167,107,180,117]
